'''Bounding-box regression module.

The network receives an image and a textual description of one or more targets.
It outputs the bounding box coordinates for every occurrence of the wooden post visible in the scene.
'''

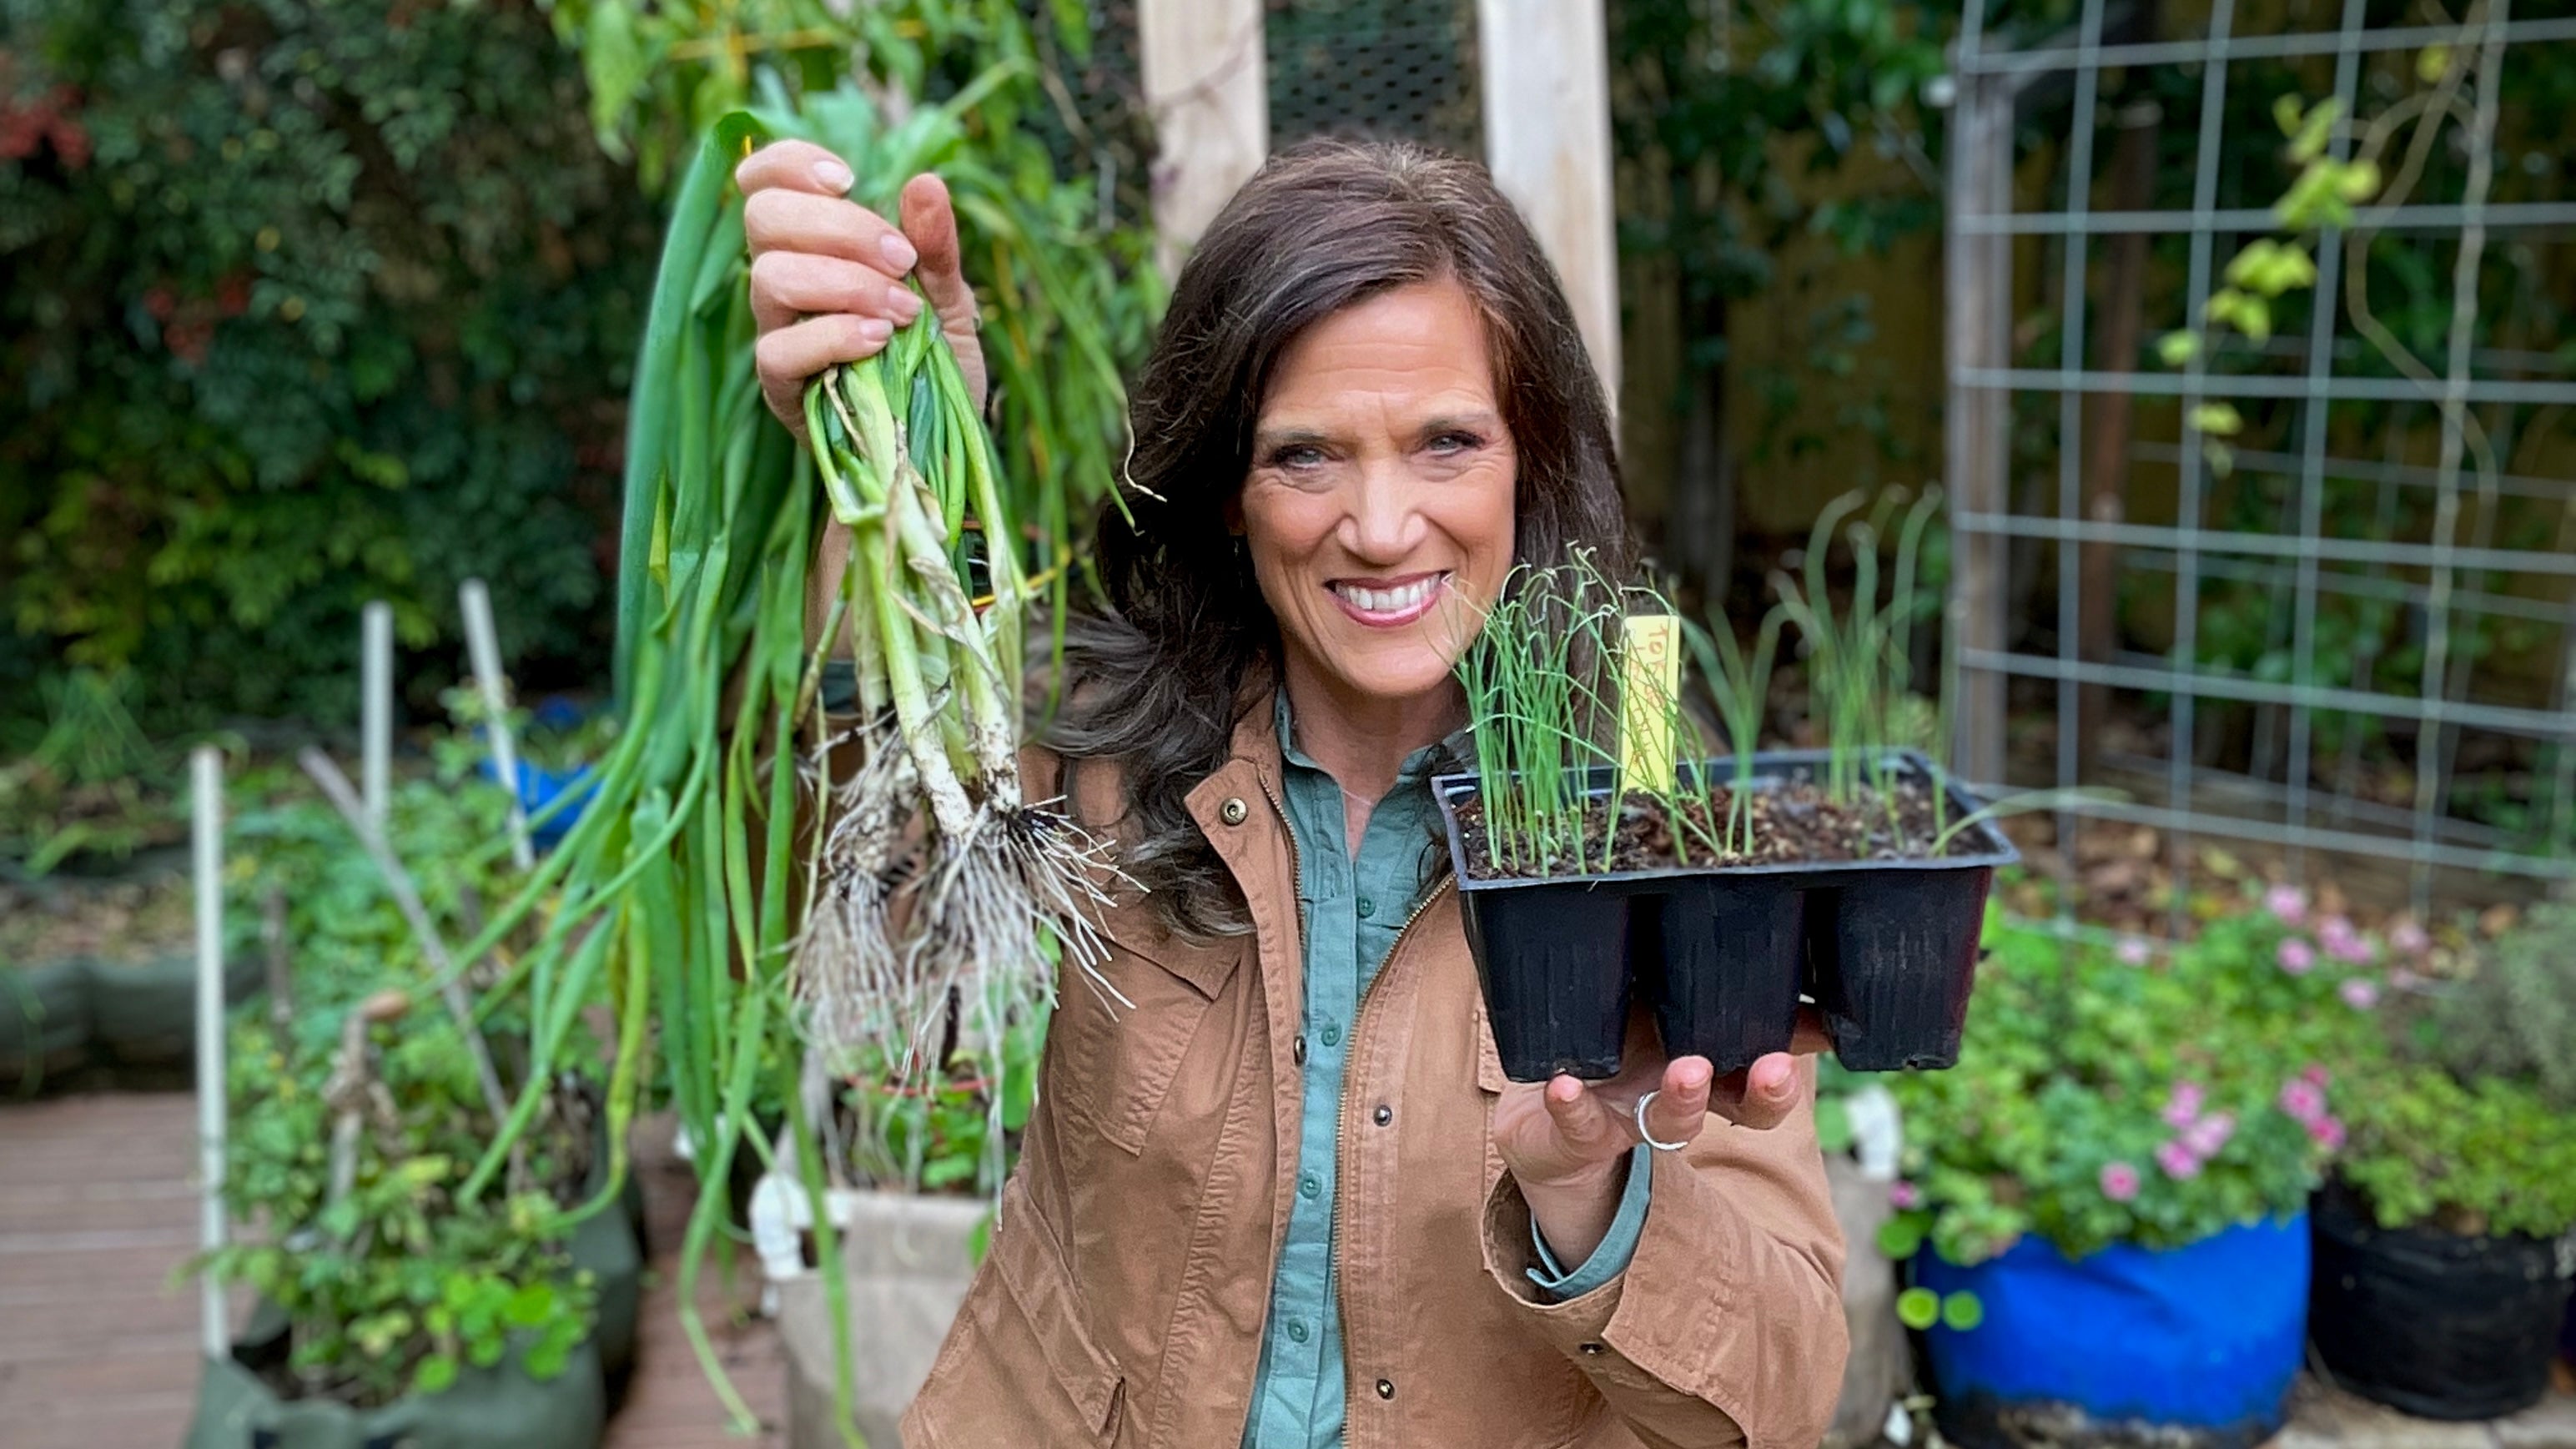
[1138,0,1267,274]
[1945,73,2013,786]
[459,579,534,871]
[1478,0,1622,420]
[362,599,393,830]
[191,745,229,1362]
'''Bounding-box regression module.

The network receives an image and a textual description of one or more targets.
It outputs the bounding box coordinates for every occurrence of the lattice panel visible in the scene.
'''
[1265,0,1483,155]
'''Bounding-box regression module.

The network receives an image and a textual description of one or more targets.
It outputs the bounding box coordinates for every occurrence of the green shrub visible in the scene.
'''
[1884,887,2393,1265]
[1,0,657,729]
[2337,1064,2576,1240]
[2428,900,2576,1112]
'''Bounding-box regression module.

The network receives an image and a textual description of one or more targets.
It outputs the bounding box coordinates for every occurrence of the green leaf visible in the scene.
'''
[415,1352,458,1396]
[2187,403,2244,438]
[1876,1213,1928,1260]
[1897,1286,1941,1330]
[2156,330,2201,367]
[1941,1291,1985,1331]
[502,1280,556,1327]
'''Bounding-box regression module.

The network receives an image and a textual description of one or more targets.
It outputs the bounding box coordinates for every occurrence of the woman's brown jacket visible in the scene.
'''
[901,707,1850,1449]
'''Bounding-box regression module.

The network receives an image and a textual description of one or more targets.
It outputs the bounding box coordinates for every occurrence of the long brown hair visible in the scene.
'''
[1047,137,1633,938]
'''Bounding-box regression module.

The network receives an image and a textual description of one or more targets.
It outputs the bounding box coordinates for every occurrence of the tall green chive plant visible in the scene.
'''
[1456,553,1693,876]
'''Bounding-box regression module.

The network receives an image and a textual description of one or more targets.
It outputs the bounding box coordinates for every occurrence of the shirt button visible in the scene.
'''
[1376,1378,1396,1401]
[1319,1022,1341,1048]
[1299,1171,1321,1200]
[1356,896,1376,918]
[1372,1104,1393,1126]
[1287,1318,1311,1344]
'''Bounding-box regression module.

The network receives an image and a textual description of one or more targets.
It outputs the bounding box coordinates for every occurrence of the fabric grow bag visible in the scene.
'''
[1,956,91,1086]
[1915,1214,2308,1449]
[2309,1183,2576,1420]
[183,1310,606,1449]
[88,948,264,1069]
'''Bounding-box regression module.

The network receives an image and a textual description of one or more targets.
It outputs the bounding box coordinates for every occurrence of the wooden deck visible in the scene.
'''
[0,1094,784,1448]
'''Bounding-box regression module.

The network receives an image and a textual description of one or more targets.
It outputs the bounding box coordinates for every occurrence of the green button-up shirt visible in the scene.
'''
[1243,692,1651,1449]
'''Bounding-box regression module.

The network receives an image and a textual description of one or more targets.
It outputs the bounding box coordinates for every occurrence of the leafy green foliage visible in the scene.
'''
[837,999,1045,1198]
[206,1015,596,1406]
[203,747,603,1405]
[2425,901,2576,1114]
[1886,892,2392,1265]
[2337,1064,2576,1240]
[1,0,657,728]
[0,667,185,872]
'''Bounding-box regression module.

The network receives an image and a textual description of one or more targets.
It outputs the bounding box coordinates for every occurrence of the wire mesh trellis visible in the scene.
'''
[1942,0,2576,925]
[1265,0,1483,153]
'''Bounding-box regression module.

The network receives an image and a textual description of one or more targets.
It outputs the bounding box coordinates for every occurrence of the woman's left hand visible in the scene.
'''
[1493,1007,1832,1265]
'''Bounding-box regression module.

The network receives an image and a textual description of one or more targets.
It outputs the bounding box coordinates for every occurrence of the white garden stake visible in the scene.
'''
[190,744,228,1362]
[458,578,533,870]
[362,600,394,831]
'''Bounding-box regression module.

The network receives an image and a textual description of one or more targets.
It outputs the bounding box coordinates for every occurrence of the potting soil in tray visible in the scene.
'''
[1436,750,2017,1081]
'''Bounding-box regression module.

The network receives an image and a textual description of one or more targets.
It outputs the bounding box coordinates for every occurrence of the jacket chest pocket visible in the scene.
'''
[1049,931,1245,1155]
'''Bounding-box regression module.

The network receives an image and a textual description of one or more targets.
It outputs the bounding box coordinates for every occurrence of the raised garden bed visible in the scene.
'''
[1434,749,2017,1080]
[2,872,260,1091]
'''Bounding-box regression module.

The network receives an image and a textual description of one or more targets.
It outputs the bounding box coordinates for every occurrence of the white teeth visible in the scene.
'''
[1335,574,1444,616]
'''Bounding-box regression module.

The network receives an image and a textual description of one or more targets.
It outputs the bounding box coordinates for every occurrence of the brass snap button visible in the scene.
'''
[1220,797,1249,826]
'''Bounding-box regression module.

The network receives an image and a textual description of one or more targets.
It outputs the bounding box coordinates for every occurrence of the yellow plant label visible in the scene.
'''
[1618,614,1681,795]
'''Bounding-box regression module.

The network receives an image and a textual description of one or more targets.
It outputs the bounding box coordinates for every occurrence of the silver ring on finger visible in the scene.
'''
[1633,1089,1689,1152]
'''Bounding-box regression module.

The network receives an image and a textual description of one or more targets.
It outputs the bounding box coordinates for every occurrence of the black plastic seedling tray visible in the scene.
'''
[1434,749,2019,1081]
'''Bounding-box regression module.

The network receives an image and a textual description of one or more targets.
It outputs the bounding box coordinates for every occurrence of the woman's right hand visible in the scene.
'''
[738,139,986,440]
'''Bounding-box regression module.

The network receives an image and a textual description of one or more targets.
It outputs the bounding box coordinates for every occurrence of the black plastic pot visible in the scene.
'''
[1435,749,2016,1082]
[2308,1180,2576,1420]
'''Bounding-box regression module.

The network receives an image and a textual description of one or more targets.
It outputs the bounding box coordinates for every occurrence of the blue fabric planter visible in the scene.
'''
[479,758,597,849]
[1916,1214,2309,1449]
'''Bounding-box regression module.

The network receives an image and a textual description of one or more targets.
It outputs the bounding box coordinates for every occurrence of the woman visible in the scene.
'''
[739,135,1848,1448]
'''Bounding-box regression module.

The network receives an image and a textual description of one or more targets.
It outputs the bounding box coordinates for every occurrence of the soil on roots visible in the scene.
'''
[1454,774,1964,881]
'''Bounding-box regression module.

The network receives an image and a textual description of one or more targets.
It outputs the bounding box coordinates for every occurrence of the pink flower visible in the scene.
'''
[2302,1063,2332,1088]
[2116,936,2153,966]
[2264,883,2308,925]
[2279,1078,2327,1124]
[2340,977,2382,1010]
[2306,1114,2347,1152]
[2392,967,2422,991]
[2162,1081,2206,1129]
[2390,919,2430,955]
[2182,1110,2236,1158]
[2156,1140,2205,1180]
[2099,1160,2142,1203]
[1889,1180,1922,1210]
[2278,938,2317,975]
[2320,916,2375,964]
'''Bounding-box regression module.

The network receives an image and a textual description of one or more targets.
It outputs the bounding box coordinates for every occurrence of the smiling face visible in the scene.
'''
[1236,278,1517,724]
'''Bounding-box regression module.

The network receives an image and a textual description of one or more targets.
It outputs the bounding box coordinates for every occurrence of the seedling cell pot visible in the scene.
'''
[1807,867,1992,1071]
[1436,750,2015,1080]
[1641,877,1805,1075]
[1460,883,1632,1081]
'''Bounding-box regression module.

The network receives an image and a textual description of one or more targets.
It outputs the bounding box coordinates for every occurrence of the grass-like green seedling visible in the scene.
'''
[1683,603,1788,858]
[1452,552,1661,876]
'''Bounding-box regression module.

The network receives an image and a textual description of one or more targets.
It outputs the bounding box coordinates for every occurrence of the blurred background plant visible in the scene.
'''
[0,0,657,731]
[1883,887,2397,1266]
